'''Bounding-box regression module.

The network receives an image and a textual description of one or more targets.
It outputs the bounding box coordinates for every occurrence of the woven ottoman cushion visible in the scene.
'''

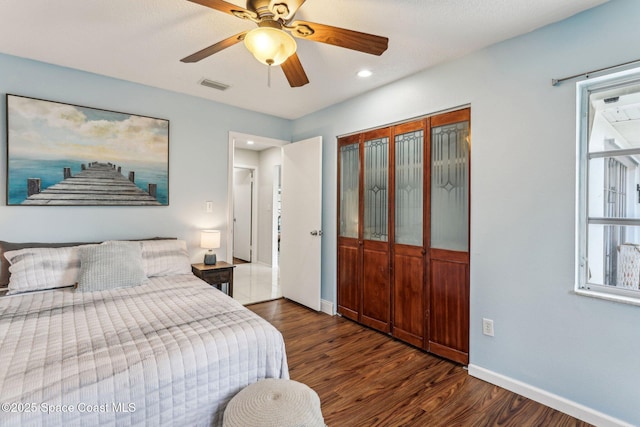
[223,379,325,427]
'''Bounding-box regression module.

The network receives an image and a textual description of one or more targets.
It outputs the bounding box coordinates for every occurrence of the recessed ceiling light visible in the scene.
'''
[357,69,373,78]
[247,140,255,145]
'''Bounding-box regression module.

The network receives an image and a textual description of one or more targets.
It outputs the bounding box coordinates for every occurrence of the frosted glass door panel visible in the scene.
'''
[431,121,469,251]
[364,137,389,241]
[340,143,359,238]
[395,130,424,246]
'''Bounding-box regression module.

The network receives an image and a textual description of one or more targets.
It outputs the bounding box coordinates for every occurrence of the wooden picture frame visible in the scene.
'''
[6,94,169,206]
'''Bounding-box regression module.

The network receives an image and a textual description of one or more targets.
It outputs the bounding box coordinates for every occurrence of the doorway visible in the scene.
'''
[228,132,287,305]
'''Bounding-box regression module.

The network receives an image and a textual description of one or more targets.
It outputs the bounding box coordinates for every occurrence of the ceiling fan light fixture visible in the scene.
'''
[244,27,297,66]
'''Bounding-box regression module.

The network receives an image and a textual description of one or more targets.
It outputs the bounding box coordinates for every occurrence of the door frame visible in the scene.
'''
[227,132,289,264]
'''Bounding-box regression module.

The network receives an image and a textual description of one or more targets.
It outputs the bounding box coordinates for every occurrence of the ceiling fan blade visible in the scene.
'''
[187,0,257,20]
[288,20,388,56]
[281,53,309,87]
[180,31,248,63]
[269,0,306,22]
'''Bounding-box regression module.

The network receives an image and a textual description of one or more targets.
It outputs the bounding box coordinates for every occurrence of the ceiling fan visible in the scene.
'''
[181,0,389,87]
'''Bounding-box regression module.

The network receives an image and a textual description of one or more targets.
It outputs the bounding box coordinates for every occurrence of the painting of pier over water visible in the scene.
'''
[6,94,169,206]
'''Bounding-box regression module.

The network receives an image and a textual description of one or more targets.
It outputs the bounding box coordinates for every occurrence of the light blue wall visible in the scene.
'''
[0,53,291,261]
[292,0,640,424]
[2,0,639,423]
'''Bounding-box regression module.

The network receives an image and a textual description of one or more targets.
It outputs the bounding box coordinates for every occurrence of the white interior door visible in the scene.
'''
[272,165,281,268]
[233,168,253,262]
[280,136,322,311]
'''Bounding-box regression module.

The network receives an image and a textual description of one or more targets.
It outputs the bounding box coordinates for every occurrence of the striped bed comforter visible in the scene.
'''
[0,275,289,426]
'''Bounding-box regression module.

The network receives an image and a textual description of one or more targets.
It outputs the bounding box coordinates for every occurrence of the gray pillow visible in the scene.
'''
[77,241,147,292]
[4,245,87,295]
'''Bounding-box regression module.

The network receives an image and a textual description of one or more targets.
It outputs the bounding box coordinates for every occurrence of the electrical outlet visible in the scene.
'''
[205,201,213,213]
[482,318,494,337]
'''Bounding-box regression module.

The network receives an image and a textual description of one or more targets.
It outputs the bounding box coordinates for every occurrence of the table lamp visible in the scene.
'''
[201,230,221,265]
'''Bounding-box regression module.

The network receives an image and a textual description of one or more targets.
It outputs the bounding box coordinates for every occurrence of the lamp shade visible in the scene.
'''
[200,230,221,250]
[244,27,297,66]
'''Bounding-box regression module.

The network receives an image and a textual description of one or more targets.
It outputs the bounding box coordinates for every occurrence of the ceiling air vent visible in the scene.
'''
[200,78,230,91]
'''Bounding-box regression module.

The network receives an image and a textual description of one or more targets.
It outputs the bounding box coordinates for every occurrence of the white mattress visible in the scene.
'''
[0,275,289,426]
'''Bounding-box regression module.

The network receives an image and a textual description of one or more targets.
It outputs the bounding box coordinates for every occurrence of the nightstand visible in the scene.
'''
[192,262,236,297]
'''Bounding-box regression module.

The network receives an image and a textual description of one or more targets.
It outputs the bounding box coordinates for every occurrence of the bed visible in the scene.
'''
[0,239,289,426]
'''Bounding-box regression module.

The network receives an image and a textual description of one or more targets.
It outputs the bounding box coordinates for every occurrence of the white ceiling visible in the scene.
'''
[0,0,608,120]
[593,83,640,146]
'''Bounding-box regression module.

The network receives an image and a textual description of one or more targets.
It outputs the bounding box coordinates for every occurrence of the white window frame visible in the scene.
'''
[576,68,640,306]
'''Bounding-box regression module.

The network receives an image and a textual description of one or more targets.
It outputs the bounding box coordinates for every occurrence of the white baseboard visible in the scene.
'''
[467,364,633,427]
[255,261,273,267]
[320,299,334,315]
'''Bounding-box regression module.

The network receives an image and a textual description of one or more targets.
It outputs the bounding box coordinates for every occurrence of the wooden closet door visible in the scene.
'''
[336,108,471,365]
[360,128,391,333]
[427,108,470,364]
[337,135,361,321]
[391,120,428,347]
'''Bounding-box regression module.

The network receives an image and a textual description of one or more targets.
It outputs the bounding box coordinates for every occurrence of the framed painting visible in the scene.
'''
[5,94,169,206]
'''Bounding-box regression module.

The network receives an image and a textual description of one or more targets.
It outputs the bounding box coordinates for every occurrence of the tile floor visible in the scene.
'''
[232,262,282,305]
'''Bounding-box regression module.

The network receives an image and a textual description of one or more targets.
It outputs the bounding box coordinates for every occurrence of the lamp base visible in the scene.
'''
[204,253,217,265]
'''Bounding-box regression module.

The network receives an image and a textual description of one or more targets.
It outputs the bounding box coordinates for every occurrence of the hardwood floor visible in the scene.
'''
[248,298,592,427]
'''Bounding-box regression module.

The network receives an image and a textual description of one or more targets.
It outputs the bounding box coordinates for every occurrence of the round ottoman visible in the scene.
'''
[223,379,325,427]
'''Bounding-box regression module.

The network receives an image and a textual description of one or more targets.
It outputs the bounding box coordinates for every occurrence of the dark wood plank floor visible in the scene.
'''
[248,298,592,427]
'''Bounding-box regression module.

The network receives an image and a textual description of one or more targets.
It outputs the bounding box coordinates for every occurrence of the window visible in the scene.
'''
[577,68,640,304]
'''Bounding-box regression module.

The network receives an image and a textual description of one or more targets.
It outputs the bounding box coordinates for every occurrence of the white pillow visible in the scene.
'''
[141,239,191,277]
[76,241,147,292]
[4,245,86,295]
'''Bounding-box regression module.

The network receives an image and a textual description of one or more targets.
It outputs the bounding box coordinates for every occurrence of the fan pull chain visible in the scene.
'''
[266,59,274,88]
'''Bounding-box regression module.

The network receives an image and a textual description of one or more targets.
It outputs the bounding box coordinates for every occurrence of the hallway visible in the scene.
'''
[233,262,281,305]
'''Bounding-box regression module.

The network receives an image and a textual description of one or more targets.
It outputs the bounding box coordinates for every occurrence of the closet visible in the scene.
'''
[337,108,470,364]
